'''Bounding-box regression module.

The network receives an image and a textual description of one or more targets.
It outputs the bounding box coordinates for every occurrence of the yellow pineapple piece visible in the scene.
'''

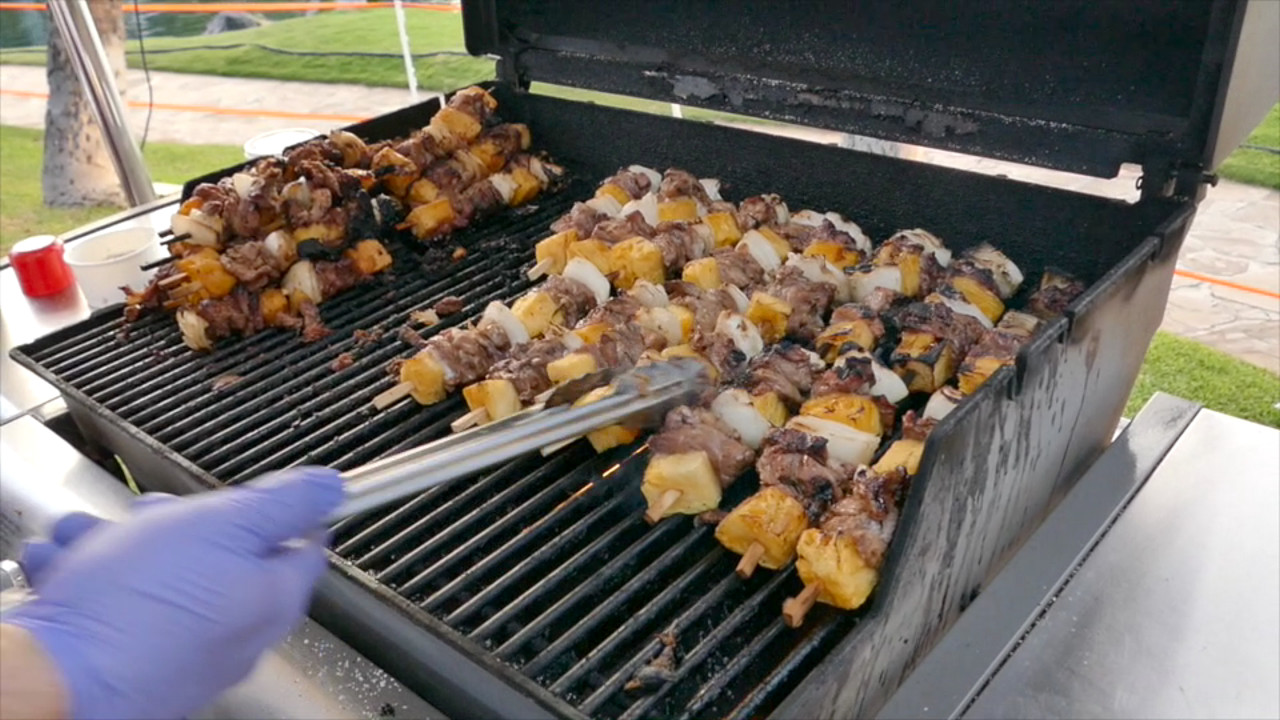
[547,352,599,385]
[610,237,665,290]
[430,106,483,142]
[950,275,1005,322]
[891,331,958,394]
[407,178,440,206]
[751,391,789,427]
[567,239,615,275]
[175,249,237,301]
[703,211,742,248]
[715,487,808,570]
[509,167,541,206]
[401,352,447,405]
[572,323,610,345]
[571,385,638,453]
[462,379,522,423]
[670,305,696,343]
[641,451,722,519]
[681,257,723,290]
[657,197,699,223]
[345,239,393,276]
[259,289,289,327]
[660,344,718,381]
[292,222,346,246]
[755,226,792,261]
[400,198,456,240]
[746,292,792,344]
[371,146,418,198]
[795,529,879,610]
[958,354,1007,395]
[815,321,878,363]
[873,438,925,475]
[800,394,883,436]
[804,242,863,271]
[596,183,631,206]
[535,229,578,275]
[511,292,561,337]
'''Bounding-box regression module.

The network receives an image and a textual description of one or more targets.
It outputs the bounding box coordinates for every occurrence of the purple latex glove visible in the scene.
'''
[20,512,106,587]
[6,467,344,720]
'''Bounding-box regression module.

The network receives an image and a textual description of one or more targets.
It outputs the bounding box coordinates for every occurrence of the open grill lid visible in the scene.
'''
[463,0,1270,183]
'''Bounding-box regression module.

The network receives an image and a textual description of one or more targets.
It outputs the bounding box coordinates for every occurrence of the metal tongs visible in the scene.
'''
[332,358,711,521]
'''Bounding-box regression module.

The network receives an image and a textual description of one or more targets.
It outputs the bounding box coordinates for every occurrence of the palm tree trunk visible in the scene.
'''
[42,0,129,208]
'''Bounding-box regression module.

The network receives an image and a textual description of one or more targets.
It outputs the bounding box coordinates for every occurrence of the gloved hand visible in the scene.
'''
[20,511,105,587]
[5,467,344,720]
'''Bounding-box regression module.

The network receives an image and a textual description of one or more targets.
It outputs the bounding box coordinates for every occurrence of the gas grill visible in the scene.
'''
[9,1,1274,718]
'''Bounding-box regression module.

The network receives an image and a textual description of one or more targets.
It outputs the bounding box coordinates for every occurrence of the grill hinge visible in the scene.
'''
[1137,160,1217,202]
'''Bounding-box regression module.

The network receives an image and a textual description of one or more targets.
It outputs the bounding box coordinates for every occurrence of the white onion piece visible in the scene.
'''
[836,349,910,403]
[563,257,610,304]
[264,230,297,267]
[699,178,722,202]
[282,260,323,303]
[768,195,790,225]
[176,310,212,352]
[628,165,663,190]
[628,280,669,308]
[171,211,221,248]
[785,253,851,302]
[527,157,549,185]
[725,284,750,313]
[231,172,258,199]
[824,212,871,253]
[481,301,529,345]
[282,178,311,207]
[850,265,903,301]
[784,416,879,469]
[560,332,585,352]
[585,194,622,217]
[636,307,684,346]
[715,312,764,359]
[997,310,1041,335]
[489,174,518,205]
[690,224,715,256]
[620,193,659,227]
[924,389,961,421]
[791,209,826,227]
[897,229,951,267]
[711,389,772,450]
[426,348,458,384]
[968,243,1024,298]
[737,231,782,273]
[934,293,994,329]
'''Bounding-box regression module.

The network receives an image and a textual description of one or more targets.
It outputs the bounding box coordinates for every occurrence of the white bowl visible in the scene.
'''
[64,227,168,310]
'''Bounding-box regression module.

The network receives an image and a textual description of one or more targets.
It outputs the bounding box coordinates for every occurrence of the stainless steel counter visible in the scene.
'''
[879,394,1280,720]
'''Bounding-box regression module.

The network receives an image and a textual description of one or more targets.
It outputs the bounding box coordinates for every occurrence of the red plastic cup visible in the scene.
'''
[10,235,75,299]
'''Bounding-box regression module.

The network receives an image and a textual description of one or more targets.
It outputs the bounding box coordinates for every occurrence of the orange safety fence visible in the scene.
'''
[0,2,457,12]
[0,87,369,123]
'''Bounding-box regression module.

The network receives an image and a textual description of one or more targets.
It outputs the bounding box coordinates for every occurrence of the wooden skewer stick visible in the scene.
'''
[166,283,199,300]
[372,381,414,410]
[158,272,189,288]
[534,388,555,403]
[735,541,766,579]
[526,258,554,281]
[782,582,822,628]
[644,489,683,525]
[450,407,488,432]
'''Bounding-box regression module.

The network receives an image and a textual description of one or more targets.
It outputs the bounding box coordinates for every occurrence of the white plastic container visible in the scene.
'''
[64,227,168,310]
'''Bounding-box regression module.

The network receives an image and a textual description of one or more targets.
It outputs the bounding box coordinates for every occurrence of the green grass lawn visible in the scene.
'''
[1217,103,1280,190]
[1125,331,1280,427]
[0,125,242,255]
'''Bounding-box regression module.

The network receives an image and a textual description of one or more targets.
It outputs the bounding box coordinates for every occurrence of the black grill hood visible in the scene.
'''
[463,0,1264,181]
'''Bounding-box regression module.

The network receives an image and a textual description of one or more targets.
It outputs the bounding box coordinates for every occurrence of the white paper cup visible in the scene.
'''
[64,227,168,310]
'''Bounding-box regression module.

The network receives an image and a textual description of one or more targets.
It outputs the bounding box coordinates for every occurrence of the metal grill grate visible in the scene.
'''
[15,185,861,719]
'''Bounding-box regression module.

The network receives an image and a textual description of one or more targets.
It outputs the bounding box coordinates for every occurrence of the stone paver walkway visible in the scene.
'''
[2,64,1277,372]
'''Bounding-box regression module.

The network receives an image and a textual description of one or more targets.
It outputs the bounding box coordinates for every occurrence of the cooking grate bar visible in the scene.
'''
[722,613,854,720]
[677,613,788,720]
[437,486,633,624]
[615,571,793,720]
[484,519,692,655]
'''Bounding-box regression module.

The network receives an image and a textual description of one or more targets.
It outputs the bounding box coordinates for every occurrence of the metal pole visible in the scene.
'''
[392,0,421,104]
[46,0,157,207]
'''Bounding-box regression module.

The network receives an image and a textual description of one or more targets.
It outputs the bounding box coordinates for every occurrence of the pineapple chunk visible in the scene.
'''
[681,257,722,290]
[572,323,610,345]
[596,183,631,206]
[751,391,790,427]
[511,292,561,337]
[401,352,447,405]
[567,239,615,275]
[509,167,541,206]
[547,352,599,385]
[660,344,718,382]
[535,229,578,276]
[897,252,924,297]
[950,274,1005,323]
[670,304,696,343]
[371,147,418,198]
[800,394,883,436]
[462,379,522,423]
[469,140,506,173]
[259,289,289,327]
[715,487,809,570]
[815,321,878,363]
[804,242,863,271]
[704,211,742,247]
[795,529,879,610]
[657,197,699,223]
[641,451,722,518]
[586,425,641,453]
[610,237,666,290]
[745,292,793,344]
[400,198,456,240]
[430,106,483,142]
[175,249,237,301]
[873,438,925,475]
[891,331,958,394]
[755,226,792,261]
[345,239,393,276]
[958,354,1008,395]
[407,178,439,206]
